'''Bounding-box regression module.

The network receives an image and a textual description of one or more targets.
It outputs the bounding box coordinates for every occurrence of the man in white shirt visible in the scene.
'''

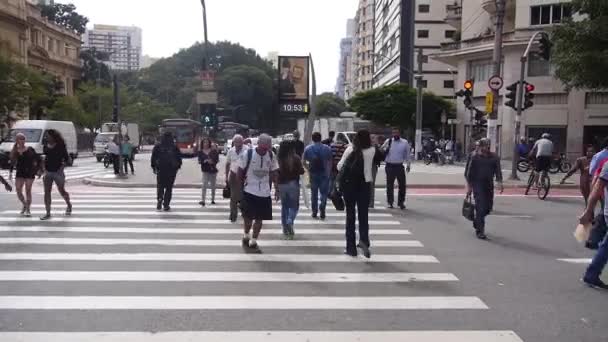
[225,135,248,222]
[381,128,411,209]
[531,133,554,174]
[106,136,121,175]
[238,134,279,251]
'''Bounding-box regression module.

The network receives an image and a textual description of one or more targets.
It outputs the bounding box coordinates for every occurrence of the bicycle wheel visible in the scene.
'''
[525,172,535,195]
[537,173,550,200]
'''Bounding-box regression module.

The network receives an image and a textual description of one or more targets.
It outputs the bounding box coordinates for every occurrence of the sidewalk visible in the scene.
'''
[83,154,581,190]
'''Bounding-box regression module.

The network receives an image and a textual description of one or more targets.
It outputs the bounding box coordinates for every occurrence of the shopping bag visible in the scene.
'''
[573,223,592,243]
[462,193,475,221]
[301,171,310,209]
[222,183,231,199]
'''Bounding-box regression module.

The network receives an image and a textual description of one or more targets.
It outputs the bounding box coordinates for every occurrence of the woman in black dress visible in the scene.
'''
[9,133,41,217]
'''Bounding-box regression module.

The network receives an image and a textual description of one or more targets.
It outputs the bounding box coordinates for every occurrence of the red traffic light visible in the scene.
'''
[525,83,535,92]
[464,80,474,90]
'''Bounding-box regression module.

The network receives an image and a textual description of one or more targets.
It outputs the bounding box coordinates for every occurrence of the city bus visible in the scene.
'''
[159,119,203,157]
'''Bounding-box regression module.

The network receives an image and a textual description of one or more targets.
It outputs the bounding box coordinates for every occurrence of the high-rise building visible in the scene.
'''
[265,51,279,69]
[351,0,375,95]
[432,0,608,159]
[372,0,456,98]
[336,19,355,99]
[84,24,142,71]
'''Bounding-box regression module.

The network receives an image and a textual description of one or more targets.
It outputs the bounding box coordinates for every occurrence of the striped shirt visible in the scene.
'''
[331,142,347,170]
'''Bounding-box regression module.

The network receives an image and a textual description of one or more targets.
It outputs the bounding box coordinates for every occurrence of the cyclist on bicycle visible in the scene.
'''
[530,133,554,186]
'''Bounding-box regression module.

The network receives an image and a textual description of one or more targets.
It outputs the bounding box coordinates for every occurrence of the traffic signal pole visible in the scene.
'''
[414,48,424,160]
[509,31,546,180]
[487,0,506,154]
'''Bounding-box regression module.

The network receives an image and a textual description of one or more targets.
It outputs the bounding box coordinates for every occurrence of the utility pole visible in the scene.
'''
[304,54,317,146]
[198,0,217,134]
[112,74,125,177]
[487,0,506,154]
[414,48,424,160]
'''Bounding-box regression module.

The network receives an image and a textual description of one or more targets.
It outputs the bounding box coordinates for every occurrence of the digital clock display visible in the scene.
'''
[281,102,309,114]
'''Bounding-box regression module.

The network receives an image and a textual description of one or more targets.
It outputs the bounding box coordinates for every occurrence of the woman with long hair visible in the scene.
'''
[9,133,41,217]
[40,129,72,220]
[337,129,378,258]
[278,140,305,238]
[198,137,219,206]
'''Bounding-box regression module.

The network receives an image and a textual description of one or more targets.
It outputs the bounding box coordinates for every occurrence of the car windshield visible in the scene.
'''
[346,133,356,142]
[95,134,115,143]
[175,128,194,143]
[7,129,43,143]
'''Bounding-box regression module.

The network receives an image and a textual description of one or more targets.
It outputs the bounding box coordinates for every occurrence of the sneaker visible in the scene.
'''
[249,239,259,250]
[320,210,326,220]
[476,231,488,240]
[398,203,406,210]
[241,234,250,247]
[358,242,371,259]
[311,213,318,219]
[24,209,31,218]
[344,249,357,257]
[211,200,216,205]
[20,206,26,216]
[582,277,608,290]
[387,204,394,209]
[156,202,162,211]
[65,204,72,216]
[163,206,171,212]
[40,214,51,221]
[199,201,205,207]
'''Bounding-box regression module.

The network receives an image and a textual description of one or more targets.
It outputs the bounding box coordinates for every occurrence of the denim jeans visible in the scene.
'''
[279,180,300,234]
[310,173,329,215]
[585,218,608,281]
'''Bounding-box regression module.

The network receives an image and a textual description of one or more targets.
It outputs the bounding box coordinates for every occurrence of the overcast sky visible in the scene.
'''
[59,0,358,93]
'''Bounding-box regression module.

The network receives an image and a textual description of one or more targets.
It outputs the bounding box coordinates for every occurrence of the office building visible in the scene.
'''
[372,0,456,98]
[336,19,355,99]
[351,0,375,95]
[432,0,608,159]
[84,24,142,71]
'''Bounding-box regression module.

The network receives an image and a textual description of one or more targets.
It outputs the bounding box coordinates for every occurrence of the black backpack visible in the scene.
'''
[157,145,179,171]
[338,149,365,190]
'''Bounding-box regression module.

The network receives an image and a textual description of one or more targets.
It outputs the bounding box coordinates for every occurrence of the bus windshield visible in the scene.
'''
[7,129,43,143]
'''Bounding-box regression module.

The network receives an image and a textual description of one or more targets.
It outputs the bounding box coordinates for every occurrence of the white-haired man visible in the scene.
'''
[238,134,279,251]
[225,134,248,222]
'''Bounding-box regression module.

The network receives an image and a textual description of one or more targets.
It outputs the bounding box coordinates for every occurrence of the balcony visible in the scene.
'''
[445,3,462,28]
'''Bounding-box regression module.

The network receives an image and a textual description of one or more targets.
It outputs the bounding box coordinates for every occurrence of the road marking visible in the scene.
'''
[0,217,400,225]
[0,271,458,282]
[0,238,422,247]
[29,204,388,211]
[0,226,411,235]
[557,258,591,264]
[0,253,439,263]
[0,296,488,310]
[491,215,534,219]
[8,210,392,218]
[0,331,524,342]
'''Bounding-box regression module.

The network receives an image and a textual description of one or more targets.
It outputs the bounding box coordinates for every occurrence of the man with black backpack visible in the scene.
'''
[303,132,333,219]
[151,132,182,211]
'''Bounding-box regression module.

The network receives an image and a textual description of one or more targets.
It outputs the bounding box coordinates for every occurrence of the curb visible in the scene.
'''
[83,177,580,190]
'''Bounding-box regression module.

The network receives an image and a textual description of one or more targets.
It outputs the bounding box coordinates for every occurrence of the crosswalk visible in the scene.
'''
[0,163,112,182]
[0,188,524,341]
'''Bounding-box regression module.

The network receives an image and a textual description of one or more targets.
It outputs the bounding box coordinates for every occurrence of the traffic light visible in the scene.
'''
[505,81,519,109]
[473,108,487,126]
[455,80,474,109]
[523,82,535,110]
[538,33,552,61]
[199,103,217,128]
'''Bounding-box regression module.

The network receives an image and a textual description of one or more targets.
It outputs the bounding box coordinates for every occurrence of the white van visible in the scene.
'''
[0,120,78,166]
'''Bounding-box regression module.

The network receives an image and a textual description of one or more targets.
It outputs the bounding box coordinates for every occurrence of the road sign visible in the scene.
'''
[488,75,503,91]
[485,92,494,113]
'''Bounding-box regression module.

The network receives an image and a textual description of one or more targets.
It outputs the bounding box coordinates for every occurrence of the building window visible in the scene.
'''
[417,30,429,38]
[585,92,608,106]
[444,80,455,88]
[528,54,553,77]
[47,38,53,52]
[445,30,456,39]
[468,58,503,81]
[418,4,430,13]
[533,93,568,105]
[530,4,572,26]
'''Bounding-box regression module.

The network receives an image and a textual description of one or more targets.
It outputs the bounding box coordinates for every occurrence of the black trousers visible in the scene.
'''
[157,172,177,208]
[344,182,371,254]
[385,164,406,205]
[112,155,120,174]
[473,183,493,233]
[588,200,607,247]
[123,155,134,174]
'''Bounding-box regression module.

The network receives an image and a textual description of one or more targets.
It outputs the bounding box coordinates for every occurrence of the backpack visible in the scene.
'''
[156,145,179,171]
[309,147,325,174]
[338,149,365,190]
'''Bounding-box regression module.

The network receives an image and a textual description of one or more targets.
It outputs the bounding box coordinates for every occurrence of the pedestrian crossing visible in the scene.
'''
[0,164,112,182]
[0,188,524,341]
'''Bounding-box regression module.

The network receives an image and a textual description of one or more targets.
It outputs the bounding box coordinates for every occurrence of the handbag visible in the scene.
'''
[462,193,475,221]
[329,186,345,211]
[222,183,231,199]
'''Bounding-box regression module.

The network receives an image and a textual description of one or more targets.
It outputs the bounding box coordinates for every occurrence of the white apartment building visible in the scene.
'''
[351,0,375,95]
[432,0,608,159]
[372,0,457,98]
[84,24,142,71]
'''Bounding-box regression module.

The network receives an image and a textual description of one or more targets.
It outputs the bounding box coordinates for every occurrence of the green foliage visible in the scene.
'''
[315,92,347,117]
[551,0,608,89]
[348,84,453,131]
[216,65,274,128]
[79,49,112,86]
[39,3,89,35]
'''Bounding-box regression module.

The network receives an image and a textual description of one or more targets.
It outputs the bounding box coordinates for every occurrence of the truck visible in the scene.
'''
[94,122,140,162]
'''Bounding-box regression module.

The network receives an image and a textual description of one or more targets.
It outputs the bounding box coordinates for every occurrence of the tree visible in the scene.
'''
[39,3,89,35]
[551,0,608,89]
[216,65,273,128]
[79,49,112,86]
[315,92,347,117]
[348,84,453,132]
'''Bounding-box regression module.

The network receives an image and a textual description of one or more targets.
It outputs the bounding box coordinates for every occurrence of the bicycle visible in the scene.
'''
[525,168,550,200]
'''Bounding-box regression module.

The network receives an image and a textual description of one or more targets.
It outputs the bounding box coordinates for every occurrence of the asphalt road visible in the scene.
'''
[0,186,604,342]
